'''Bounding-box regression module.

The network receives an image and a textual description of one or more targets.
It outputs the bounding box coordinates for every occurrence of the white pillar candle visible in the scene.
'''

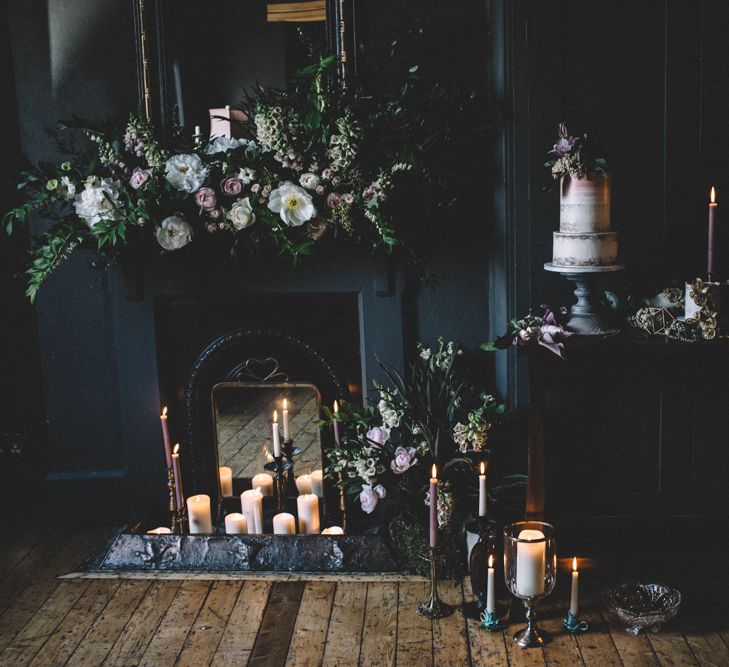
[282,398,290,441]
[273,512,296,535]
[224,512,248,534]
[272,410,281,457]
[219,466,233,496]
[321,526,344,535]
[147,526,172,534]
[252,473,274,496]
[296,474,312,495]
[515,529,546,597]
[310,470,324,497]
[486,554,496,613]
[570,557,579,616]
[478,461,487,517]
[296,494,320,534]
[187,494,212,534]
[240,489,264,534]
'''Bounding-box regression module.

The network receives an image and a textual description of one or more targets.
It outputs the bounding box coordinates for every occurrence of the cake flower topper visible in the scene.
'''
[544,122,608,182]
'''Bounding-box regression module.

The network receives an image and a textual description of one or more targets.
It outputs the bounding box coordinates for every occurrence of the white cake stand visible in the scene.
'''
[544,263,625,336]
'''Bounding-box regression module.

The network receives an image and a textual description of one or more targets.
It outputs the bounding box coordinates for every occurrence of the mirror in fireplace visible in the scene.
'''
[212,382,323,498]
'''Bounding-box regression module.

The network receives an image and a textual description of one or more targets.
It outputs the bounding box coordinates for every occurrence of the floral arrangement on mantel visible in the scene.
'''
[4,55,477,301]
[544,122,608,180]
[322,339,516,576]
[482,306,574,359]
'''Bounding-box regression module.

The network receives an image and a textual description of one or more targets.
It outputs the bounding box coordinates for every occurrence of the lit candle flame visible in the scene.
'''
[161,406,168,418]
[283,398,288,410]
[431,464,437,480]
[480,461,485,475]
[572,557,577,572]
[711,186,716,204]
[488,554,494,568]
[173,443,179,455]
[333,400,339,414]
[273,410,278,423]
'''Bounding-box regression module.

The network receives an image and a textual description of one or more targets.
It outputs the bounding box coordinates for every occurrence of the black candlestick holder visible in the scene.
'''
[283,438,302,459]
[417,547,454,619]
[464,517,498,620]
[174,506,187,535]
[273,455,287,512]
[167,467,178,532]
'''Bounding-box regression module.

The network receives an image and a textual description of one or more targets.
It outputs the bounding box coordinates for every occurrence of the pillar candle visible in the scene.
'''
[224,512,248,534]
[478,461,487,517]
[570,557,580,616]
[322,526,344,535]
[296,494,320,534]
[240,489,264,534]
[486,554,496,613]
[171,444,184,510]
[282,398,290,441]
[252,473,274,496]
[160,407,172,468]
[273,512,296,535]
[296,474,312,495]
[187,494,212,534]
[708,186,718,278]
[310,469,324,497]
[272,411,281,457]
[515,529,546,597]
[219,466,233,496]
[147,526,172,534]
[429,464,438,548]
[333,400,341,445]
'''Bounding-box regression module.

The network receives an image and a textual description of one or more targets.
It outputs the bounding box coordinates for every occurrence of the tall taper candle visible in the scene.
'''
[171,444,184,510]
[478,461,487,517]
[282,398,290,441]
[272,410,281,457]
[429,464,438,548]
[570,557,580,616]
[160,407,172,468]
[333,400,340,445]
[708,186,718,279]
[487,554,496,613]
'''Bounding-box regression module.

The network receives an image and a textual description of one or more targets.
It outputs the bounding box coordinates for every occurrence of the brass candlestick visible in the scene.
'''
[167,467,178,531]
[417,548,454,619]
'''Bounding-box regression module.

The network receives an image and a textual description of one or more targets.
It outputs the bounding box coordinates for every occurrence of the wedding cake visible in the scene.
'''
[552,174,617,268]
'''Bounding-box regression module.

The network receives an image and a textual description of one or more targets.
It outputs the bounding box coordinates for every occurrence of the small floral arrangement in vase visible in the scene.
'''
[323,339,509,575]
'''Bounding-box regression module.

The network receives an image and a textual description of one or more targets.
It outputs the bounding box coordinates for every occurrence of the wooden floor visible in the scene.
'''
[1,526,728,666]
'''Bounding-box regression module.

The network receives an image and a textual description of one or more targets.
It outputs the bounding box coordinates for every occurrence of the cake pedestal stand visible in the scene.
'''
[544,263,625,336]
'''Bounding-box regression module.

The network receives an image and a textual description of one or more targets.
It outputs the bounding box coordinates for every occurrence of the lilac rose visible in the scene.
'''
[220,176,242,196]
[366,426,390,447]
[195,186,217,210]
[390,446,418,474]
[129,167,151,190]
[359,484,386,514]
[326,192,342,208]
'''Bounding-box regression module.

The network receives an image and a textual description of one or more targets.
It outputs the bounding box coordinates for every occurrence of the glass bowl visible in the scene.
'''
[601,581,681,635]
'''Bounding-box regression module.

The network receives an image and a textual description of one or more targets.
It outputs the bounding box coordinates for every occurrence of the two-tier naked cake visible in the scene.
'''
[551,174,618,268]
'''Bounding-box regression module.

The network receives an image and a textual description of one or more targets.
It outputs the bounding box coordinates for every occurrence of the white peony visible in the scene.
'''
[299,172,320,191]
[228,197,256,230]
[164,154,209,193]
[205,136,250,155]
[58,176,76,201]
[267,181,316,226]
[238,167,256,185]
[73,177,122,227]
[156,214,193,251]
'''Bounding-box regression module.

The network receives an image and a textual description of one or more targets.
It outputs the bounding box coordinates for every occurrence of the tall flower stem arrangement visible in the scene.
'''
[322,339,508,576]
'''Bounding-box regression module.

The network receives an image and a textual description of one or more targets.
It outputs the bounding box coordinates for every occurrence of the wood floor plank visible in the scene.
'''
[175,581,243,667]
[432,579,470,667]
[572,596,622,667]
[102,581,183,667]
[28,579,121,667]
[0,579,91,666]
[66,580,151,667]
[602,611,659,667]
[285,582,336,667]
[210,580,271,667]
[0,527,44,584]
[396,580,433,667]
[137,580,211,667]
[322,582,368,667]
[462,577,510,666]
[248,581,304,667]
[358,582,398,667]
[540,583,584,667]
[647,633,699,667]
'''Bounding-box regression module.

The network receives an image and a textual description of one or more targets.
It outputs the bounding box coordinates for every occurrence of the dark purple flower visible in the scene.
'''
[195,186,217,211]
[549,136,578,157]
[220,176,242,196]
[327,192,342,208]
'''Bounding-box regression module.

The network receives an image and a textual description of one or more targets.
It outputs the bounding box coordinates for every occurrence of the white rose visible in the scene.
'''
[156,214,193,251]
[164,154,210,193]
[73,177,122,228]
[267,181,316,226]
[228,197,256,230]
[238,167,256,185]
[299,172,320,191]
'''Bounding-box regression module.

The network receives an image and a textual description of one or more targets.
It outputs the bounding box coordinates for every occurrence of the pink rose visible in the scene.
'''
[343,193,354,204]
[366,426,389,447]
[129,167,151,190]
[207,207,222,220]
[359,484,386,514]
[251,183,261,193]
[220,176,242,196]
[195,186,217,210]
[390,446,417,474]
[315,184,325,195]
[327,192,342,208]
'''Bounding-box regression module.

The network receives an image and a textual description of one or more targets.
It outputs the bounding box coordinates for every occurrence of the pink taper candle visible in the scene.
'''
[708,186,718,279]
[171,444,184,509]
[160,407,172,468]
[429,464,438,548]
[333,400,341,445]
